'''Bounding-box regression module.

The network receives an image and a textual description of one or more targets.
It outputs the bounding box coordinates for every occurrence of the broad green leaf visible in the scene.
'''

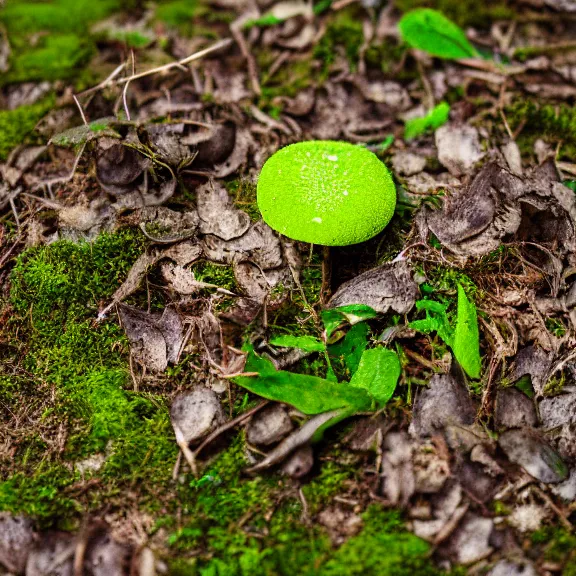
[349,348,401,405]
[269,334,326,352]
[235,351,371,414]
[404,102,450,140]
[321,304,378,338]
[398,8,479,60]
[453,285,481,379]
[328,322,369,376]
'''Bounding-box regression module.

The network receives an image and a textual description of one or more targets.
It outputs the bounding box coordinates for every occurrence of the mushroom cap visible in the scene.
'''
[257,140,396,246]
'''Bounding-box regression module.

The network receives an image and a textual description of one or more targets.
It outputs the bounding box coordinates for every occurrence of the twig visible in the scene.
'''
[115,38,232,86]
[73,94,89,126]
[194,400,269,457]
[0,232,24,271]
[8,197,20,227]
[230,27,261,96]
[122,50,135,121]
[174,425,198,477]
[533,486,573,532]
[77,62,126,97]
[32,142,87,192]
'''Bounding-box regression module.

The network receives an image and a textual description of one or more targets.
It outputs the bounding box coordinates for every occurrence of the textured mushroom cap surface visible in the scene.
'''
[257,141,396,246]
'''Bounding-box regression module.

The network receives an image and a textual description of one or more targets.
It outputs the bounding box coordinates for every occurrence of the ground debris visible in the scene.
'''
[487,559,537,576]
[442,513,494,565]
[0,514,36,574]
[118,304,184,372]
[498,428,569,484]
[197,179,251,240]
[171,388,226,445]
[328,261,419,314]
[494,388,538,430]
[423,160,576,257]
[410,372,478,438]
[246,403,294,446]
[435,123,485,176]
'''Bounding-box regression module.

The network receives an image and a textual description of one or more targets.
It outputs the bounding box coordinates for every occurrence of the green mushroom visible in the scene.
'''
[257,140,396,246]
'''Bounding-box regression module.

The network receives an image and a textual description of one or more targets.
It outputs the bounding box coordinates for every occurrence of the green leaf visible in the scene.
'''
[269,334,326,352]
[515,375,534,399]
[235,351,371,414]
[398,8,479,60]
[563,180,576,192]
[349,348,401,405]
[404,102,450,140]
[321,304,378,338]
[243,14,283,29]
[313,0,333,14]
[409,298,454,346]
[328,322,369,376]
[453,285,481,379]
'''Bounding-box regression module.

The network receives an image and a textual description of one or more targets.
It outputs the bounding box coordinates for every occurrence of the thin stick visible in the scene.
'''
[230,28,261,95]
[115,38,232,85]
[174,425,198,477]
[194,401,269,457]
[72,94,88,126]
[122,50,135,121]
[77,62,126,97]
[0,232,24,271]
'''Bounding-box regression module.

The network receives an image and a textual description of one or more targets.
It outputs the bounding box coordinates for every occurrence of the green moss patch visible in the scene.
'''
[314,8,364,76]
[506,100,576,162]
[0,231,180,524]
[163,435,446,575]
[0,96,54,160]
[0,0,121,84]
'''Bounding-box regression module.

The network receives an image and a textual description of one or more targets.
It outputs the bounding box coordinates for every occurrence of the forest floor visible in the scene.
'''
[1,0,576,574]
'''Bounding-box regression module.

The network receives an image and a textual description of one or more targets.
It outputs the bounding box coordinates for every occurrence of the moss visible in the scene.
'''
[365,38,411,78]
[0,230,181,524]
[314,8,364,76]
[302,460,353,515]
[531,527,576,568]
[259,56,316,105]
[155,0,200,35]
[6,34,95,84]
[193,261,237,292]
[319,506,446,576]
[165,435,437,576]
[506,101,576,162]
[0,0,121,85]
[224,179,260,222]
[0,96,54,160]
[394,0,515,28]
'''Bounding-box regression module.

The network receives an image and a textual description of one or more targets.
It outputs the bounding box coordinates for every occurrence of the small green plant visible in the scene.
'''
[409,285,481,378]
[398,8,479,59]
[404,102,450,140]
[235,305,400,433]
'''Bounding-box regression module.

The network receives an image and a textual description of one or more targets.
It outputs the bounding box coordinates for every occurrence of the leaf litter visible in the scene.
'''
[1,0,576,574]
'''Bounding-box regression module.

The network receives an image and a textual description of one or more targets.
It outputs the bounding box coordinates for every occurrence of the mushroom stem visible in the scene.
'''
[320,245,332,306]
